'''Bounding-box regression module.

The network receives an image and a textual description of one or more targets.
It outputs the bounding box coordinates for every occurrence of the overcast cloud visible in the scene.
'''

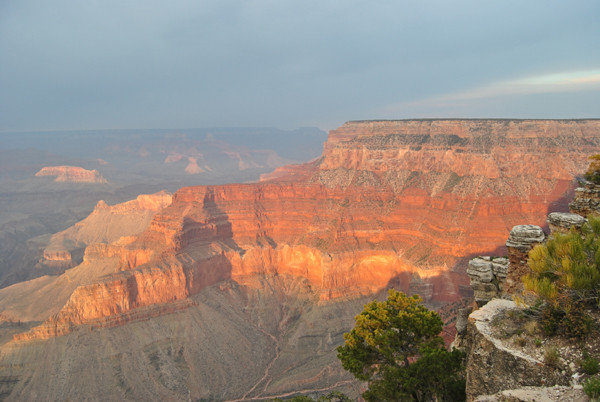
[1,0,599,132]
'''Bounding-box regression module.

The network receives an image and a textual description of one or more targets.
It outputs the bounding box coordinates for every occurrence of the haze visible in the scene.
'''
[1,0,599,132]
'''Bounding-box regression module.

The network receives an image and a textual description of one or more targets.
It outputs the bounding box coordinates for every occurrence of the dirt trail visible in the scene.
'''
[237,327,280,400]
[227,323,355,402]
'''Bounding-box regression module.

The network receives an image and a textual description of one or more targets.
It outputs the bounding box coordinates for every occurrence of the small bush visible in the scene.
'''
[561,303,594,339]
[583,356,600,375]
[534,338,543,348]
[524,320,539,336]
[544,347,560,367]
[514,335,527,347]
[524,214,600,339]
[541,307,561,336]
[584,376,600,399]
[585,155,600,185]
[317,391,352,402]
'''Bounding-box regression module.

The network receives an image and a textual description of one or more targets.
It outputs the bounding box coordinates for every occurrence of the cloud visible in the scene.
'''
[378,69,600,117]
[1,1,599,131]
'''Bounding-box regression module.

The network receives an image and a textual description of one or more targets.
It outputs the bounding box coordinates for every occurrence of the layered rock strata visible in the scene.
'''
[504,225,545,295]
[35,166,107,183]
[466,257,508,306]
[11,119,600,340]
[570,181,600,217]
[547,212,586,234]
[40,191,172,269]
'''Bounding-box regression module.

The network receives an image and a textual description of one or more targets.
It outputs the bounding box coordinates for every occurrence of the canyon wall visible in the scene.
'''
[40,191,172,268]
[11,119,600,340]
[3,120,600,400]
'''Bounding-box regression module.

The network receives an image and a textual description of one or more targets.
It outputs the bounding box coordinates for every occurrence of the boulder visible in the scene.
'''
[504,225,545,295]
[547,212,586,234]
[505,225,545,252]
[467,257,509,306]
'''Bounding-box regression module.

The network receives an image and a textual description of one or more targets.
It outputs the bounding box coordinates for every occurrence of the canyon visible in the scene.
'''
[1,119,600,400]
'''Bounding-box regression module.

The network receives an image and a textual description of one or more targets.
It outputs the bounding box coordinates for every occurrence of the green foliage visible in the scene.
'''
[584,376,600,399]
[316,391,352,402]
[271,392,351,402]
[582,355,600,375]
[337,289,465,401]
[524,216,600,338]
[585,154,600,184]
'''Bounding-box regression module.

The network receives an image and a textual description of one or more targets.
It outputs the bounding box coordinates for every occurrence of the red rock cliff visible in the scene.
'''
[18,119,600,340]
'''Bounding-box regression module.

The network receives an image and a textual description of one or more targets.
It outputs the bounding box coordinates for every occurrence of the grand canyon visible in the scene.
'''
[1,119,600,400]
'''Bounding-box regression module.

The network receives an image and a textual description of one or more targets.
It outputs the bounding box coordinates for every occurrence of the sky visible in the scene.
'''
[1,0,599,132]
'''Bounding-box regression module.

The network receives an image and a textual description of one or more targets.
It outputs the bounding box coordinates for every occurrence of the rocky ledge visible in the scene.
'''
[464,299,571,400]
[547,212,587,234]
[475,385,587,401]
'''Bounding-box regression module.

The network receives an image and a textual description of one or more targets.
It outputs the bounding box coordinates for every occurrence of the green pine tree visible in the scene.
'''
[336,289,465,401]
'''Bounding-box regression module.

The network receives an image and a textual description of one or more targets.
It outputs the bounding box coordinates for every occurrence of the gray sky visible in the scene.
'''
[1,0,599,132]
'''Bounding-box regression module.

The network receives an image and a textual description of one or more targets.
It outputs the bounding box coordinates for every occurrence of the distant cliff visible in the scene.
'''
[35,165,107,183]
[40,191,172,268]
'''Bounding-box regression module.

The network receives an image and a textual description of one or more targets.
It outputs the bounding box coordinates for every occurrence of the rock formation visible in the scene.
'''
[39,191,172,269]
[466,257,508,306]
[547,211,586,234]
[570,181,600,217]
[464,299,570,399]
[15,119,600,340]
[459,180,600,400]
[0,192,172,324]
[3,119,600,400]
[504,225,545,295]
[35,166,107,183]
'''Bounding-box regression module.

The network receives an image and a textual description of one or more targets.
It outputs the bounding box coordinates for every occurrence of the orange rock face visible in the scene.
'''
[35,165,107,183]
[41,191,172,268]
[18,119,600,340]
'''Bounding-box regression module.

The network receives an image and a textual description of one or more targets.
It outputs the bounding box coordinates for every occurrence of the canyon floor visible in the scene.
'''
[0,277,368,401]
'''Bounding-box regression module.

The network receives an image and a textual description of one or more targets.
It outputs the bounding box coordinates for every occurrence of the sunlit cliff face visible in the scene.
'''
[11,119,600,340]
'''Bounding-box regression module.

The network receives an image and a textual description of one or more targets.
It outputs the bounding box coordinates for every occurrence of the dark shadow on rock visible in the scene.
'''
[546,179,579,217]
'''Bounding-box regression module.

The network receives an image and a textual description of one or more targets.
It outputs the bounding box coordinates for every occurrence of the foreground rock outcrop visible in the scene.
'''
[464,300,570,399]
[35,166,107,183]
[475,386,587,402]
[570,181,600,217]
[466,257,508,306]
[460,180,600,401]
